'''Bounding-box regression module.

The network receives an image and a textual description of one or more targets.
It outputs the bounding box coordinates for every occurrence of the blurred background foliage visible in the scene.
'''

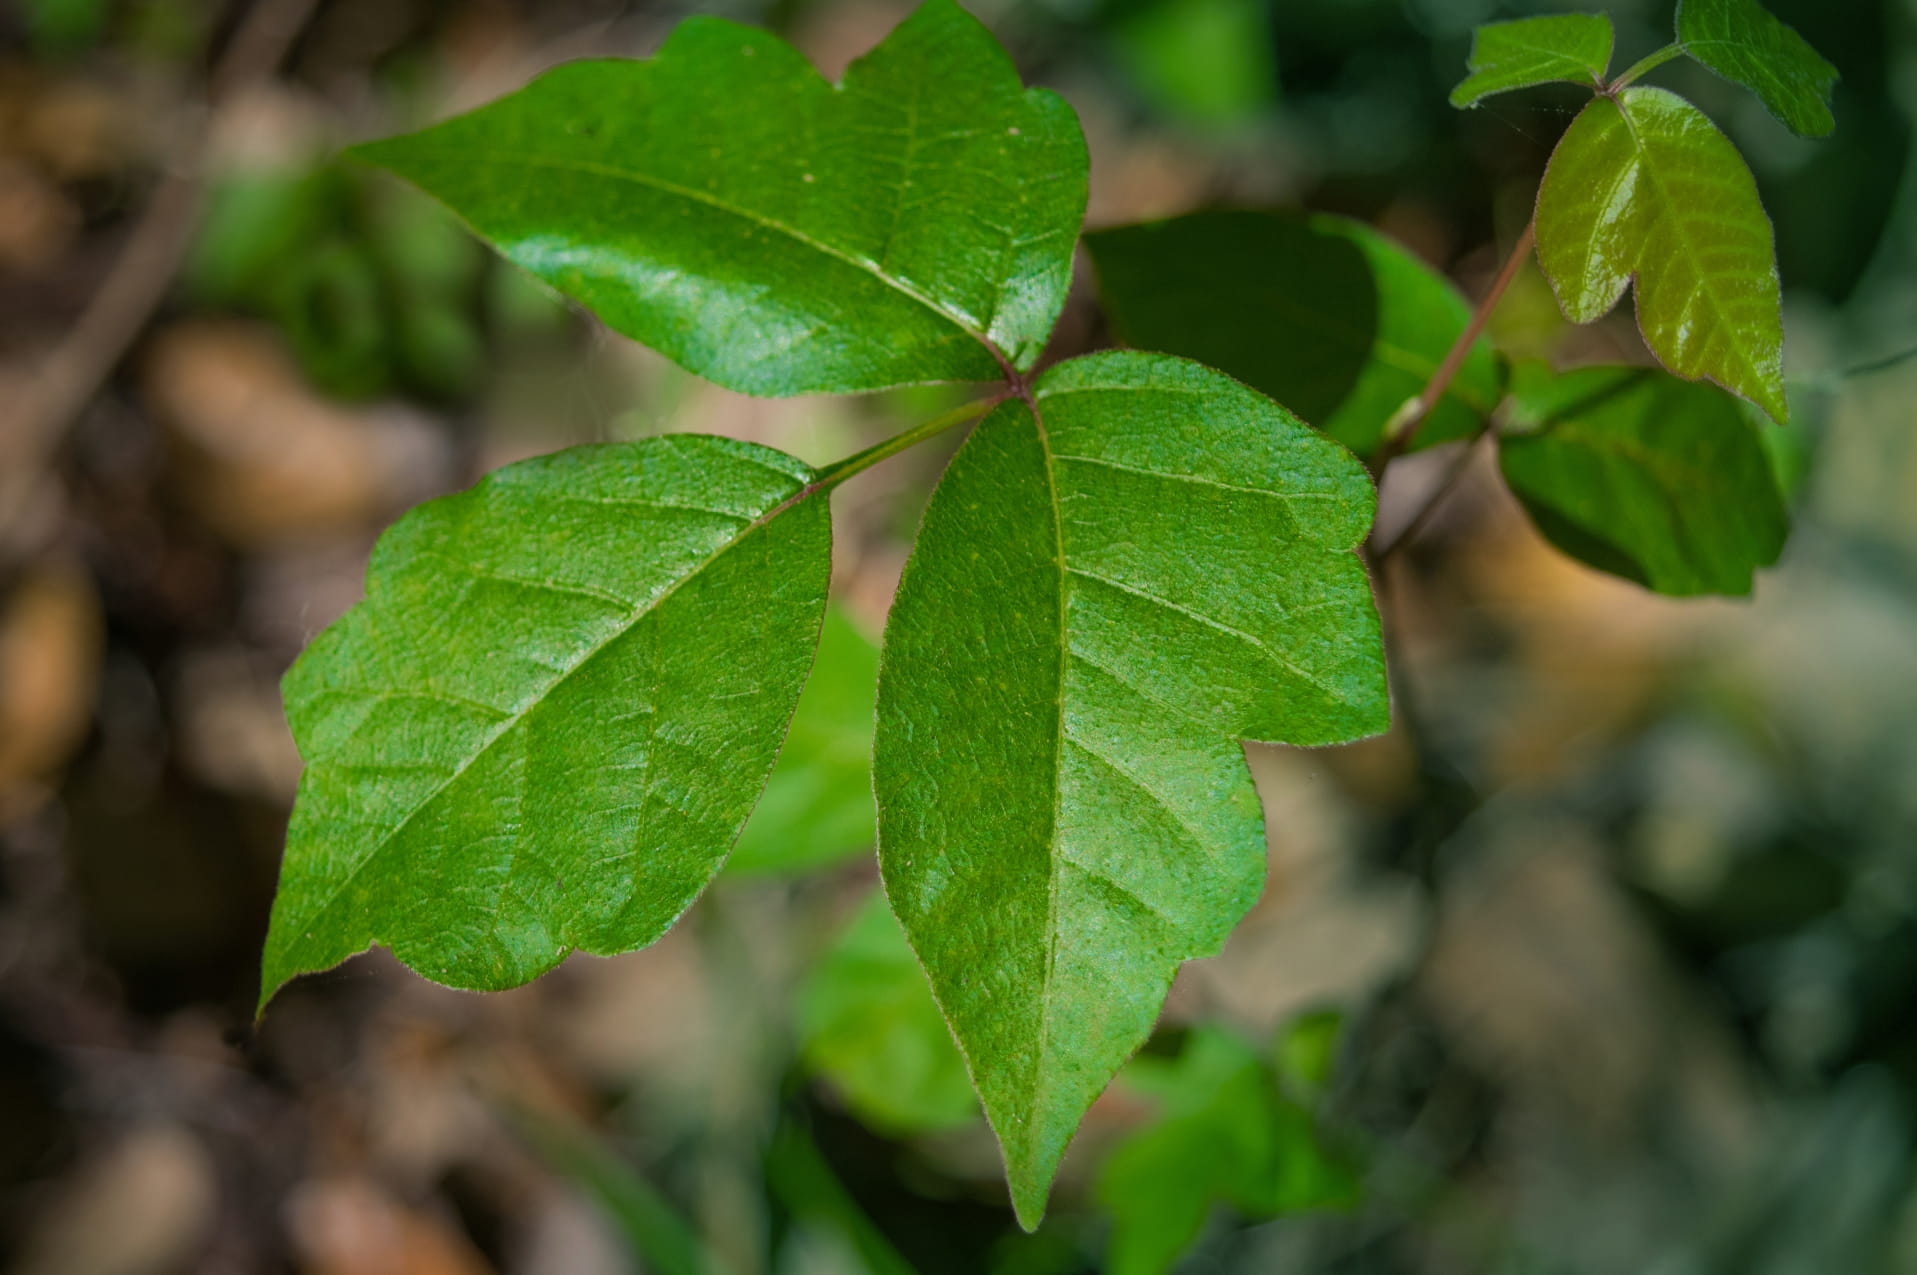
[2,0,1916,1272]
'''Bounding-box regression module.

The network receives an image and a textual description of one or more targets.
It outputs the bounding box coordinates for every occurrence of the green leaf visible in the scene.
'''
[1759,381,1825,502]
[1677,0,1839,138]
[873,351,1387,1228]
[268,238,394,401]
[764,1123,920,1275]
[798,892,978,1136]
[1111,0,1278,128]
[351,0,1086,397]
[259,436,831,1007]
[26,0,107,59]
[1499,362,1789,596]
[727,606,880,877]
[1448,14,1615,108]
[186,167,349,307]
[1085,211,1505,458]
[1535,87,1787,423]
[1097,1027,1360,1275]
[1273,1008,1344,1099]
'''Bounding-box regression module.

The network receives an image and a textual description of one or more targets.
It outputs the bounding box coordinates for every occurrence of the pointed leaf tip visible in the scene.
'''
[260,436,832,1004]
[875,352,1387,1227]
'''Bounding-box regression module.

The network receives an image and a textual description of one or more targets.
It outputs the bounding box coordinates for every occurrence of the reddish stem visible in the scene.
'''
[1368,218,1535,479]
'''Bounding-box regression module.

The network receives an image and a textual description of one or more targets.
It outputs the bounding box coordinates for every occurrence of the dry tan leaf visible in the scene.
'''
[0,157,77,271]
[21,79,128,180]
[142,320,447,546]
[12,1125,217,1275]
[286,1176,496,1275]
[0,561,102,817]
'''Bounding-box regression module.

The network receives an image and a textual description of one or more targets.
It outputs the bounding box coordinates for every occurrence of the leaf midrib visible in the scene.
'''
[1612,92,1771,399]
[279,477,811,956]
[1567,99,1643,317]
[1028,389,1071,1183]
[468,150,1009,369]
[1011,377,1362,1176]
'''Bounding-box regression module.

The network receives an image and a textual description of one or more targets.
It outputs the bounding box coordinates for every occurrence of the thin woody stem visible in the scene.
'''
[1369,218,1535,479]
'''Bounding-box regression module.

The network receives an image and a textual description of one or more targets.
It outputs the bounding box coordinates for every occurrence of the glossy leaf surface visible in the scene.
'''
[1499,363,1788,596]
[1677,0,1839,137]
[874,351,1387,1227]
[1098,1027,1359,1275]
[727,606,879,876]
[260,436,831,1006]
[1536,88,1787,422]
[799,892,978,1135]
[1086,211,1504,457]
[353,0,1086,396]
[1449,14,1614,108]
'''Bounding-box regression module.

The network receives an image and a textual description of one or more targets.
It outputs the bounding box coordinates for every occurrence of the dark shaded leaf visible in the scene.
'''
[1086,211,1504,457]
[1499,363,1789,596]
[1678,0,1839,137]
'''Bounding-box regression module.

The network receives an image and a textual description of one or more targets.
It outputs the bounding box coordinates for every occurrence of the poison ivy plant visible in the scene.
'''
[1500,363,1789,595]
[1449,13,1615,107]
[1085,211,1505,458]
[1441,0,1837,425]
[259,0,1838,1235]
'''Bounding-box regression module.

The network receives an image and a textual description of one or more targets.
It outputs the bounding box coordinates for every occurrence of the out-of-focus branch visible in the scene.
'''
[3,0,321,532]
